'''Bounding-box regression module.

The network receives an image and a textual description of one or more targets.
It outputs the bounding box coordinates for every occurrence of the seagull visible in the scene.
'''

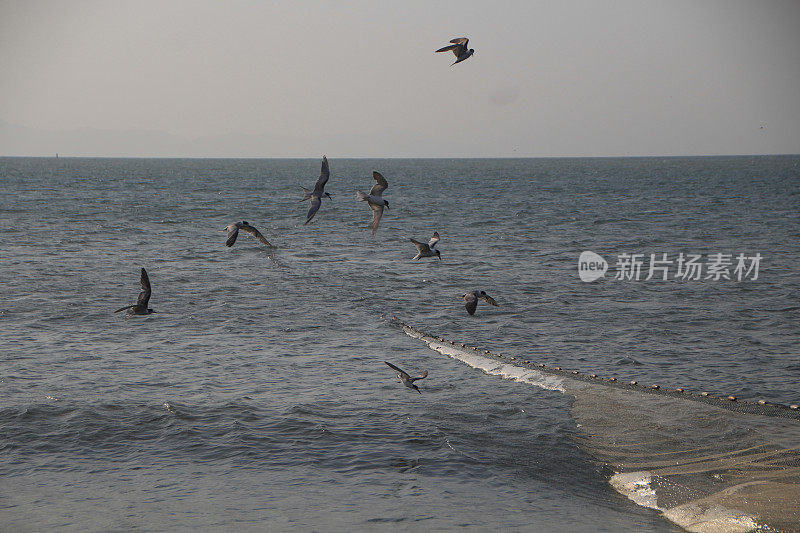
[462,290,499,315]
[410,232,441,260]
[356,171,389,234]
[301,155,332,225]
[435,37,474,66]
[224,221,272,247]
[115,268,155,315]
[385,361,428,394]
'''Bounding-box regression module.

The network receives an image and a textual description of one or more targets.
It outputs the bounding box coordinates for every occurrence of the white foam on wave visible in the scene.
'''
[402,325,566,393]
[662,503,761,533]
[610,472,763,533]
[609,472,659,510]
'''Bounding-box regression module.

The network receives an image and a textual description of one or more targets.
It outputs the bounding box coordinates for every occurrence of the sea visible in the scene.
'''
[1,155,798,532]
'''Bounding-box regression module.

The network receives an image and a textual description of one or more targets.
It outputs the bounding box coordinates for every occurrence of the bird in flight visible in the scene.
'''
[301,156,332,225]
[410,232,441,260]
[356,171,390,234]
[435,37,474,66]
[224,221,272,247]
[462,290,499,315]
[385,361,428,394]
[115,268,156,315]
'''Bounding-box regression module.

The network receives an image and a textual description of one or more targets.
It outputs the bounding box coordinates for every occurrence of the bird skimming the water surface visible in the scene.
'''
[410,232,441,260]
[301,156,332,225]
[462,290,499,315]
[224,221,272,247]
[356,171,389,234]
[385,361,428,394]
[435,37,474,66]
[115,268,155,315]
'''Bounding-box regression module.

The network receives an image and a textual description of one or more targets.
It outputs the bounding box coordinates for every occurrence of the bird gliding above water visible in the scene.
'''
[410,232,441,260]
[356,171,389,234]
[301,156,332,225]
[385,361,428,394]
[462,290,499,315]
[224,221,272,247]
[114,268,155,315]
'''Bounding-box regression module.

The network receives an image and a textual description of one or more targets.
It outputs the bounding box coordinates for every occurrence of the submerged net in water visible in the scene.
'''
[394,318,800,533]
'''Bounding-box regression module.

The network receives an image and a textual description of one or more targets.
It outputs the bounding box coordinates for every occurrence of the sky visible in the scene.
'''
[1,0,798,157]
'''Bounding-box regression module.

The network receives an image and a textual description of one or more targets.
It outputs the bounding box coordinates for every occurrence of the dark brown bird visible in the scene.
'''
[435,37,474,66]
[115,268,155,315]
[224,221,272,247]
[385,361,428,394]
[463,290,498,315]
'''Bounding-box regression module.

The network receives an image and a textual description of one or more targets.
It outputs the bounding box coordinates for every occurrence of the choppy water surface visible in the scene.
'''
[1,156,798,531]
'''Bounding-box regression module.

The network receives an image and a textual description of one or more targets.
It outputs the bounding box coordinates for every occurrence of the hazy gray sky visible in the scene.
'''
[1,0,798,157]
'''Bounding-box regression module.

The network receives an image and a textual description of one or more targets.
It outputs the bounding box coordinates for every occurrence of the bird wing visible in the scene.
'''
[480,293,499,307]
[369,171,388,197]
[241,224,272,246]
[225,224,239,247]
[428,232,440,249]
[370,204,384,234]
[410,371,428,382]
[435,44,463,56]
[136,268,151,308]
[464,292,478,315]
[438,38,468,58]
[385,361,410,380]
[305,196,322,224]
[313,156,330,194]
[410,238,430,253]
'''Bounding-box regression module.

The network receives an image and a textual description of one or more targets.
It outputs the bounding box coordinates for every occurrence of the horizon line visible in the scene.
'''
[2,153,799,160]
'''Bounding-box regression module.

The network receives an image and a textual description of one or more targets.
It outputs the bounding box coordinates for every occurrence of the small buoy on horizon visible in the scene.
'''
[701,392,710,397]
[629,381,637,385]
[676,388,684,392]
[727,395,737,401]
[651,384,660,389]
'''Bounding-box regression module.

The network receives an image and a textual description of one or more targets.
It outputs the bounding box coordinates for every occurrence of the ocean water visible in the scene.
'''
[1,155,798,532]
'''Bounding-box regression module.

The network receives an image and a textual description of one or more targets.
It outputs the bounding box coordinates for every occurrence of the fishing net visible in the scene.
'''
[396,319,800,533]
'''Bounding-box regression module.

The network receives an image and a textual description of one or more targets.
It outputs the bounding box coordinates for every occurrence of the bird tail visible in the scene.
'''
[356,190,369,201]
[114,305,133,313]
[300,187,312,201]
